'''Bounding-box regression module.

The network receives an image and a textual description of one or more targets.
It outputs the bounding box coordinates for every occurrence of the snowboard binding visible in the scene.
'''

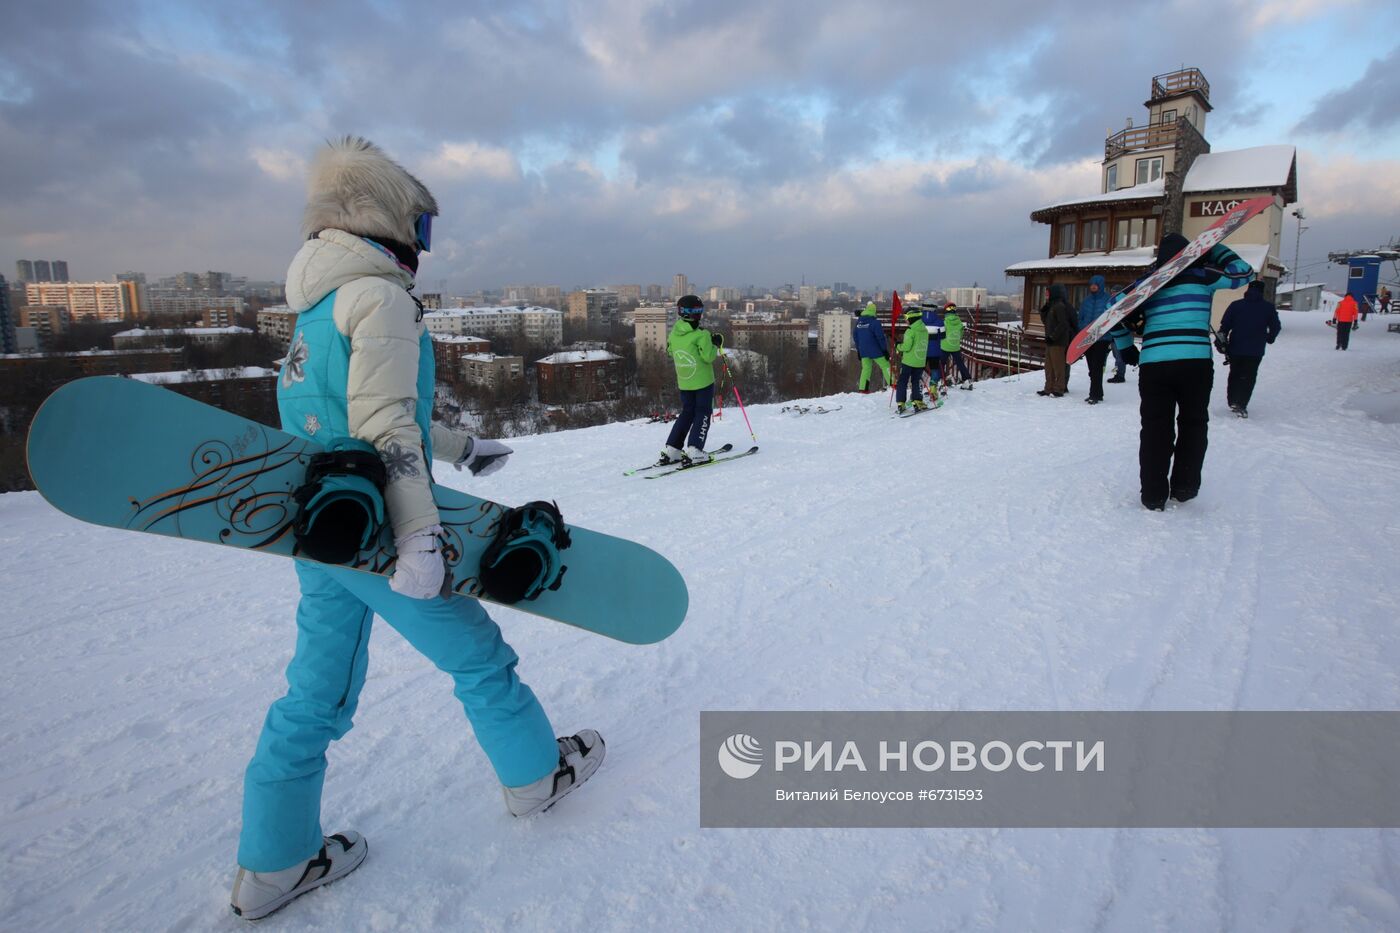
[478,500,572,604]
[292,443,388,565]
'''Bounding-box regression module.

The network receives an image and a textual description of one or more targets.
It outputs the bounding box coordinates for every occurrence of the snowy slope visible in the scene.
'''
[3,311,1400,932]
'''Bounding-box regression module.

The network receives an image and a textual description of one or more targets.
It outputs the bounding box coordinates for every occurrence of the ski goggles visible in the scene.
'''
[414,212,433,253]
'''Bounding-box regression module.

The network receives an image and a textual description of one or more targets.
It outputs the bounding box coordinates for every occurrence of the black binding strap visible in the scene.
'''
[477,500,572,604]
[292,448,388,564]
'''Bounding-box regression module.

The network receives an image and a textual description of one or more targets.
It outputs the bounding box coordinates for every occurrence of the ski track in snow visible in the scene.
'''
[2,311,1399,931]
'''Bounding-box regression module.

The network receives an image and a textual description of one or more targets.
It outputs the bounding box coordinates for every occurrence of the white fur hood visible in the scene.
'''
[284,229,415,312]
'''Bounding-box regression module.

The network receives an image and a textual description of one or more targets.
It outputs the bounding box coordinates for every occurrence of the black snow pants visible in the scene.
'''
[1226,356,1261,410]
[1139,359,1214,503]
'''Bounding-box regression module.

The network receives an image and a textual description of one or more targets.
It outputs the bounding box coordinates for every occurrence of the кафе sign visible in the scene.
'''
[1190,199,1246,217]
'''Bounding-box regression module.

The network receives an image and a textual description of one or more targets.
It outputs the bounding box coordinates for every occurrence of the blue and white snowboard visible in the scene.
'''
[26,377,688,644]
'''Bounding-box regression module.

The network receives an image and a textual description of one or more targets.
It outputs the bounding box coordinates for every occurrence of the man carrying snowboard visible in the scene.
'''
[231,137,603,921]
[659,294,721,463]
[1109,232,1253,510]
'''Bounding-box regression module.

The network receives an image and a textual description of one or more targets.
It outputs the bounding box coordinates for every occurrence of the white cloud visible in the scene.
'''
[251,148,305,181]
[426,142,522,182]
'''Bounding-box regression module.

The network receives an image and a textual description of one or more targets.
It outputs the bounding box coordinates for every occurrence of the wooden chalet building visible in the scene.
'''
[1004,68,1298,336]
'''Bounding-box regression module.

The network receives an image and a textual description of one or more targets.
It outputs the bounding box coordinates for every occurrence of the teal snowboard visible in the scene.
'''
[26,377,688,644]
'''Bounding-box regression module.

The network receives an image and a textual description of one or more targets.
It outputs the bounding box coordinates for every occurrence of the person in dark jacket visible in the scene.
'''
[852,302,891,392]
[1218,280,1281,417]
[1108,233,1254,509]
[1078,274,1113,404]
[1038,284,1075,397]
[920,302,946,392]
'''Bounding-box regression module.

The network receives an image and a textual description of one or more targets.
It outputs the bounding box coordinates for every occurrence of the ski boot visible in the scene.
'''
[896,402,909,413]
[504,731,606,817]
[1107,372,1126,384]
[912,399,930,412]
[683,445,710,464]
[230,832,367,921]
[658,445,685,465]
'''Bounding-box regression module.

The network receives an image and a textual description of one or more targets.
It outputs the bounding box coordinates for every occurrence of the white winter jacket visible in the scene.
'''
[283,229,471,540]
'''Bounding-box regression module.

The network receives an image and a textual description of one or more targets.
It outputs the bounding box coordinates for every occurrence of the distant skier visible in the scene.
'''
[1380,285,1391,314]
[1078,275,1113,404]
[940,302,973,389]
[1108,232,1254,510]
[1333,294,1359,350]
[1218,280,1281,417]
[895,305,931,413]
[1037,284,1075,397]
[231,137,603,922]
[853,301,891,393]
[660,294,721,462]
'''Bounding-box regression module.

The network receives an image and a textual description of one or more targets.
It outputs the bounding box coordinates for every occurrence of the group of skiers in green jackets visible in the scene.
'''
[851,300,970,412]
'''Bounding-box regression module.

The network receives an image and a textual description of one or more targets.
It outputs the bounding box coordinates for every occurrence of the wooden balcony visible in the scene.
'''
[1151,68,1209,103]
[1105,121,1180,159]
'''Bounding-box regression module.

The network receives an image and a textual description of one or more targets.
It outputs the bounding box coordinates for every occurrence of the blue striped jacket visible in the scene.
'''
[1111,243,1254,364]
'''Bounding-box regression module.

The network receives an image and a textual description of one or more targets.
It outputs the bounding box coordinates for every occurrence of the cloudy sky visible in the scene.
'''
[2,0,1397,295]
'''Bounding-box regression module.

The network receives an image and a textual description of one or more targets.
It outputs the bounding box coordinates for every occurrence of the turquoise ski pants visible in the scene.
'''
[238,561,558,871]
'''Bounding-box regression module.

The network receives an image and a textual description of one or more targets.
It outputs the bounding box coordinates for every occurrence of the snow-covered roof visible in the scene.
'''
[1275,282,1326,296]
[536,350,621,364]
[130,367,274,384]
[1184,146,1296,194]
[424,305,561,318]
[1006,242,1275,277]
[1006,248,1157,275]
[430,334,489,343]
[114,326,253,337]
[1032,180,1165,216]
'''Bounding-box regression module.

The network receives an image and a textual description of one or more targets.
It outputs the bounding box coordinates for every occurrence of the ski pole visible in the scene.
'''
[719,354,757,443]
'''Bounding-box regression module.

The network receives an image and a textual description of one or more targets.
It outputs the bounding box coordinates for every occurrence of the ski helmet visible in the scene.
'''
[677,294,705,321]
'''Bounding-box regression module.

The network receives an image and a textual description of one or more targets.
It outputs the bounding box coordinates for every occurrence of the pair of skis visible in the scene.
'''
[781,404,843,416]
[622,443,760,478]
[893,397,944,419]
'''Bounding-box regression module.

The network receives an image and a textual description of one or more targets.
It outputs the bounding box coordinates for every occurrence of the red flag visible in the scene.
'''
[890,291,902,355]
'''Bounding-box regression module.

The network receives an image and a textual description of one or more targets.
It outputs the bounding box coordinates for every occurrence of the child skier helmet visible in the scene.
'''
[677,294,705,321]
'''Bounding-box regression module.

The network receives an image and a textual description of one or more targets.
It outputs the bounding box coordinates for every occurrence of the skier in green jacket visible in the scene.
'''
[660,294,721,463]
[940,302,973,389]
[895,307,930,413]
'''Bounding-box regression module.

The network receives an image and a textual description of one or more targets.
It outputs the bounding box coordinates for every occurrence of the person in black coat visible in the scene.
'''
[1217,280,1281,417]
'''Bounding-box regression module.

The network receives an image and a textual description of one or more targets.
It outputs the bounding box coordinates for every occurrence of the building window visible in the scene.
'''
[1106,164,1117,191]
[1115,217,1158,250]
[1350,267,1365,279]
[1031,284,1047,310]
[1057,222,1076,254]
[1082,219,1108,251]
[1161,109,1177,123]
[1135,157,1164,185]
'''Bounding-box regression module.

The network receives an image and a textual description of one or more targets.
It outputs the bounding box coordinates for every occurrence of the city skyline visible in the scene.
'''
[2,2,1397,294]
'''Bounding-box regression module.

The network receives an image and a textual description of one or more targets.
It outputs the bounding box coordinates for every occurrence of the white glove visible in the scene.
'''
[389,524,445,599]
[455,437,513,477]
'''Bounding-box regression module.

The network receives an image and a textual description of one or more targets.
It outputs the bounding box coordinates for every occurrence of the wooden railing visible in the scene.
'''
[960,324,1045,376]
[1151,68,1209,101]
[1105,122,1179,159]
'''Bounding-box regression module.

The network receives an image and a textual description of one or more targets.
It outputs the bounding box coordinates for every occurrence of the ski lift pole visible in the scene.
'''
[718,353,757,443]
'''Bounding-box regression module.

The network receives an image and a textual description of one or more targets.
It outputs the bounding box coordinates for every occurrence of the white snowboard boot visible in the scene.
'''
[683,445,710,464]
[230,832,367,921]
[504,731,606,817]
[659,445,685,464]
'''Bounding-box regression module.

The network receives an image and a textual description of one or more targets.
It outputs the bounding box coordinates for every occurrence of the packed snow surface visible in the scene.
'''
[3,311,1399,931]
